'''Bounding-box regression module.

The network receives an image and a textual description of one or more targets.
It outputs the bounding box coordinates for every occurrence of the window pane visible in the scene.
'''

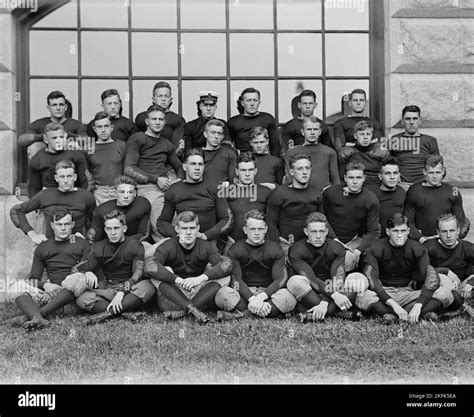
[230,81,275,118]
[82,79,130,123]
[132,80,180,119]
[80,0,128,28]
[325,0,369,30]
[278,80,323,122]
[325,34,369,77]
[132,33,178,76]
[81,32,128,76]
[30,79,78,122]
[181,0,225,29]
[325,80,370,123]
[181,34,226,77]
[278,34,322,77]
[230,34,274,76]
[32,0,77,28]
[181,80,227,122]
[229,0,273,29]
[29,31,77,76]
[277,0,321,30]
[131,0,177,29]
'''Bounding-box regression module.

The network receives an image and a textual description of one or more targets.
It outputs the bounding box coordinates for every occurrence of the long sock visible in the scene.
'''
[299,290,322,310]
[235,298,248,312]
[420,299,443,315]
[158,282,190,310]
[121,293,142,312]
[191,282,220,312]
[370,301,393,316]
[16,294,42,320]
[91,299,110,313]
[265,300,282,318]
[39,289,75,318]
[326,292,357,317]
[449,291,464,310]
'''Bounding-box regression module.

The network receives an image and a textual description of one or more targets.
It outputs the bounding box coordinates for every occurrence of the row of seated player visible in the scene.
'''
[7,205,473,330]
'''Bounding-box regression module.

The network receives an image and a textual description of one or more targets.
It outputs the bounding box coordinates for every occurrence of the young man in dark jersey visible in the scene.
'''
[9,208,91,330]
[86,89,137,142]
[333,89,384,160]
[19,90,87,160]
[134,81,186,151]
[183,91,231,154]
[228,87,279,156]
[424,214,474,319]
[124,104,182,243]
[215,210,296,321]
[249,127,284,190]
[157,148,233,245]
[322,161,380,271]
[87,111,126,205]
[74,210,155,324]
[357,213,451,324]
[284,116,339,191]
[405,154,469,243]
[266,153,326,256]
[87,175,150,244]
[389,105,440,190]
[28,122,90,197]
[366,158,406,237]
[340,121,390,186]
[281,89,332,155]
[287,212,364,322]
[144,211,232,324]
[11,160,96,245]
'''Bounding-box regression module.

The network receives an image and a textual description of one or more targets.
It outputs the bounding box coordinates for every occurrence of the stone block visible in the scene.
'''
[0,130,17,195]
[0,72,16,130]
[394,0,474,9]
[0,14,14,73]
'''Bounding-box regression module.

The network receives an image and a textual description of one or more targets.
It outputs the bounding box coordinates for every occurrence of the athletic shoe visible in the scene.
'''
[439,307,463,321]
[163,310,186,320]
[335,310,363,321]
[216,310,244,322]
[186,305,210,324]
[86,310,114,325]
[10,315,28,328]
[462,303,474,319]
[381,313,398,325]
[298,312,325,323]
[121,311,146,323]
[421,312,439,322]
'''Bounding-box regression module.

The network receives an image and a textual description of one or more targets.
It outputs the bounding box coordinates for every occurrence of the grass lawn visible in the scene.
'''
[1,302,473,385]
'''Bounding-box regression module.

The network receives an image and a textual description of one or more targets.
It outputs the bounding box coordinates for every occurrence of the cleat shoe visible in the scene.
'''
[121,311,146,323]
[10,315,28,328]
[299,313,314,323]
[186,305,210,324]
[86,310,115,325]
[462,303,474,319]
[216,310,245,322]
[439,307,463,321]
[421,312,439,322]
[335,310,363,321]
[381,313,398,325]
[163,310,186,320]
[23,317,50,331]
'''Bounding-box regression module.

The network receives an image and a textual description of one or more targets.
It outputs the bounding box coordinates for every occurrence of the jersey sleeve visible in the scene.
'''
[156,189,177,238]
[203,193,233,241]
[265,188,282,242]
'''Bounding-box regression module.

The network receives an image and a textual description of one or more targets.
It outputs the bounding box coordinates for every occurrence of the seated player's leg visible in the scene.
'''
[215,286,250,321]
[191,276,230,313]
[76,288,116,313]
[137,184,166,243]
[286,274,325,318]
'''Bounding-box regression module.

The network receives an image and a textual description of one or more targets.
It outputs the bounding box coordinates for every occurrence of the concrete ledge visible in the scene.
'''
[393,8,474,18]
[391,119,474,129]
[394,64,474,74]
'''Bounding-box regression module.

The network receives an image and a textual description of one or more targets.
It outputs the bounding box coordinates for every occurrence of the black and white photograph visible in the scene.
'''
[0,0,473,413]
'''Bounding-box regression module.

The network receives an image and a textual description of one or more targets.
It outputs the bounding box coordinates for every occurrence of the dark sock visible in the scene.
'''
[191,282,220,312]
[121,293,142,312]
[420,299,443,315]
[300,290,322,310]
[370,301,393,316]
[16,294,42,320]
[326,292,357,317]
[91,300,110,313]
[235,298,248,312]
[39,289,75,318]
[265,300,282,318]
[449,291,464,310]
[159,282,190,310]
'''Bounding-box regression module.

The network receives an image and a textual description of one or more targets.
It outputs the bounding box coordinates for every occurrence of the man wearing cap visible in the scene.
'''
[183,91,231,154]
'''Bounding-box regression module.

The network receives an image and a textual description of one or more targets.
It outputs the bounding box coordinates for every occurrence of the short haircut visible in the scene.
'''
[249,126,268,141]
[152,81,172,94]
[101,88,121,102]
[299,89,316,101]
[402,105,421,117]
[353,120,374,132]
[345,161,365,174]
[306,212,329,228]
[176,210,199,225]
[103,209,127,226]
[237,151,256,167]
[44,121,65,135]
[240,87,260,100]
[244,209,266,224]
[146,104,166,116]
[51,207,72,223]
[184,148,205,162]
[114,175,137,190]
[93,111,110,123]
[424,154,444,169]
[302,116,322,129]
[380,157,399,172]
[436,213,458,229]
[288,152,311,169]
[205,119,225,131]
[55,159,75,172]
[349,89,366,100]
[47,90,66,104]
[386,213,409,229]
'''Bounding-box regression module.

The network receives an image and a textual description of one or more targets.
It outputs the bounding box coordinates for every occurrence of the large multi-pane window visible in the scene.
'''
[20,0,383,180]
